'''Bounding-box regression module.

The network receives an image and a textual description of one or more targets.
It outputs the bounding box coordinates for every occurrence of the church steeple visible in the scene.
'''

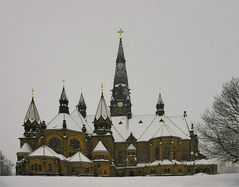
[23,89,42,137]
[116,38,126,64]
[94,86,112,135]
[110,29,132,119]
[24,90,41,125]
[77,93,87,118]
[59,86,69,114]
[156,93,165,116]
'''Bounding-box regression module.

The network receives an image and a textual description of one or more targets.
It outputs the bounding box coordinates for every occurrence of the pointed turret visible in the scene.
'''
[23,90,42,136]
[110,30,132,119]
[24,97,41,125]
[93,88,112,135]
[116,38,126,64]
[59,86,69,114]
[77,93,87,118]
[156,93,165,116]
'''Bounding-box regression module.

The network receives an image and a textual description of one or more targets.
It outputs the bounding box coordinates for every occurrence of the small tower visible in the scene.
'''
[77,93,87,118]
[110,29,132,119]
[126,144,137,166]
[59,86,69,114]
[23,89,42,137]
[93,85,112,135]
[156,93,165,116]
[92,141,111,176]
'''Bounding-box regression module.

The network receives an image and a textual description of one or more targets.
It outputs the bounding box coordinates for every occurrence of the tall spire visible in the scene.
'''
[156,93,165,116]
[59,85,69,114]
[94,87,112,135]
[23,90,41,137]
[110,29,132,119]
[24,95,41,125]
[77,93,87,118]
[95,93,111,121]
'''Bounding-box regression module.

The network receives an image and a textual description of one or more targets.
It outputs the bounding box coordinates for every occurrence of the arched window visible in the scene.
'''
[48,137,61,153]
[70,139,80,150]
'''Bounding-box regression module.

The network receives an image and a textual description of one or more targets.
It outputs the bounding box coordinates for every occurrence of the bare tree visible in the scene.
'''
[197,77,239,163]
[0,151,14,176]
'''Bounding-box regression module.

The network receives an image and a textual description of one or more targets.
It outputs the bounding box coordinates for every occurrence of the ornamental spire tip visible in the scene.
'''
[118,29,124,39]
[32,88,35,99]
[101,83,104,95]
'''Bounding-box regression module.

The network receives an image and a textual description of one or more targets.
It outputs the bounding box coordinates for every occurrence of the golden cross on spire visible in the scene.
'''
[32,88,35,99]
[118,29,124,39]
[101,83,104,94]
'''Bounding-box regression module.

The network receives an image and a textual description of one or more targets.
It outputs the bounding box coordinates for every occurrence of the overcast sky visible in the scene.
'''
[0,0,238,162]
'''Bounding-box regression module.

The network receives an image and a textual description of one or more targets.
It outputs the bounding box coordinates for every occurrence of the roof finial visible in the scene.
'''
[32,88,35,99]
[101,83,104,95]
[118,29,124,39]
[62,80,65,87]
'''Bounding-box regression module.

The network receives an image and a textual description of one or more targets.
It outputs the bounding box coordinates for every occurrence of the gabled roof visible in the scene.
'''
[18,143,33,153]
[139,115,190,140]
[93,141,108,152]
[24,98,41,124]
[47,113,83,132]
[29,145,64,159]
[71,109,93,133]
[86,114,191,142]
[127,144,136,150]
[95,94,111,121]
[149,159,178,166]
[68,151,92,163]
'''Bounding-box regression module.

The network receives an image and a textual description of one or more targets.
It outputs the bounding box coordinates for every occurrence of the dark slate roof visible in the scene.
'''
[24,98,41,124]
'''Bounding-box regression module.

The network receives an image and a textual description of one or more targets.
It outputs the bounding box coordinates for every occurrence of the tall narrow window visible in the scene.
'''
[48,163,52,172]
[155,148,160,160]
[163,146,170,159]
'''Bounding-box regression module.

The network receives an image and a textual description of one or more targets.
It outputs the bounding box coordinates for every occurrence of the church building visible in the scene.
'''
[16,31,217,176]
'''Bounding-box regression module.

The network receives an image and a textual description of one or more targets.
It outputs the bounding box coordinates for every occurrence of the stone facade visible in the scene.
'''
[16,34,217,176]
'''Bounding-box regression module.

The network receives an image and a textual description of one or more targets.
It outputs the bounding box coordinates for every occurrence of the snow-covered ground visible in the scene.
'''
[0,174,238,187]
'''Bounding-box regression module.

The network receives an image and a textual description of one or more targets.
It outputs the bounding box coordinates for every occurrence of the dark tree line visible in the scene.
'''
[197,77,239,163]
[0,150,14,176]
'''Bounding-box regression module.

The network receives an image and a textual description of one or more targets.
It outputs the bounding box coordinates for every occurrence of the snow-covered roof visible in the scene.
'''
[86,114,191,142]
[29,145,65,159]
[171,159,183,165]
[93,159,109,162]
[18,143,33,153]
[183,159,217,165]
[68,151,92,163]
[47,113,83,132]
[195,159,217,165]
[93,141,108,152]
[71,109,93,133]
[95,94,111,121]
[127,144,136,150]
[149,159,183,166]
[24,98,41,124]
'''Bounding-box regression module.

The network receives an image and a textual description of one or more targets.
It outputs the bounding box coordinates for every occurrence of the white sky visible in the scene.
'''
[0,0,238,162]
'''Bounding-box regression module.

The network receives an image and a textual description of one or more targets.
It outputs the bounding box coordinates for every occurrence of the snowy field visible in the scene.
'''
[0,174,238,187]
